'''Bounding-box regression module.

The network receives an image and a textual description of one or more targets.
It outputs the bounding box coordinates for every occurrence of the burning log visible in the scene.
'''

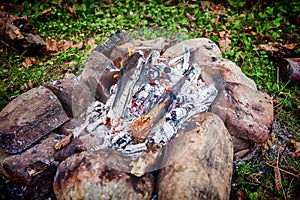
[130,77,184,143]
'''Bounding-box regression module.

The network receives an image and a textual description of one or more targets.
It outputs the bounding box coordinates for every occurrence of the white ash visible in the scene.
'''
[74,46,218,157]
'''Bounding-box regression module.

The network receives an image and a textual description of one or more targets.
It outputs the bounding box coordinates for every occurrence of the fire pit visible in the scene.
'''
[0,31,273,199]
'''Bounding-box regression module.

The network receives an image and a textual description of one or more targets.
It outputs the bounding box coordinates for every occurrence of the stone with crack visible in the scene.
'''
[212,82,273,143]
[0,86,69,154]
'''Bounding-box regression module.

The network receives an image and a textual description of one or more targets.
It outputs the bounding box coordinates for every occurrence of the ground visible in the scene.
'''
[0,0,299,199]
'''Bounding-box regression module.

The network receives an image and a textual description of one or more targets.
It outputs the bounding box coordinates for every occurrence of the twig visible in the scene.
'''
[266,162,300,178]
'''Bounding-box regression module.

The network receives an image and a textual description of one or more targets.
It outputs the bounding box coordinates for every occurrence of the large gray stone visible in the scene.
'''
[43,79,75,117]
[163,38,222,58]
[157,112,233,200]
[212,82,273,143]
[1,134,62,185]
[0,86,69,154]
[53,151,155,200]
[193,53,257,91]
[0,133,85,199]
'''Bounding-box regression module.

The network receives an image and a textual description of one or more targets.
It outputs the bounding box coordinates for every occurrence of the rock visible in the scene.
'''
[1,134,62,185]
[277,58,300,86]
[0,133,86,199]
[57,117,84,136]
[231,135,251,153]
[71,81,96,117]
[94,30,131,58]
[0,171,57,200]
[79,51,117,108]
[80,50,117,83]
[0,86,69,154]
[0,134,62,199]
[193,54,257,91]
[43,79,75,117]
[53,151,155,200]
[54,138,86,162]
[94,71,118,103]
[212,82,273,143]
[163,38,222,58]
[157,112,233,200]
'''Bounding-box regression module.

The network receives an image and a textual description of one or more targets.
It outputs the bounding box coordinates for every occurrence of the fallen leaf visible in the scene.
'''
[283,43,297,50]
[72,41,83,49]
[23,83,28,90]
[185,12,196,21]
[46,38,60,52]
[62,40,73,51]
[84,37,97,52]
[28,80,34,88]
[237,190,245,200]
[214,15,220,26]
[219,31,227,37]
[13,28,24,39]
[291,139,300,158]
[67,5,76,17]
[22,57,37,67]
[41,8,52,16]
[238,55,245,67]
[258,42,280,52]
[200,1,212,11]
[218,37,231,52]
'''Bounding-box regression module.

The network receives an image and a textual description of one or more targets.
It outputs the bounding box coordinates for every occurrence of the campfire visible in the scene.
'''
[0,31,273,199]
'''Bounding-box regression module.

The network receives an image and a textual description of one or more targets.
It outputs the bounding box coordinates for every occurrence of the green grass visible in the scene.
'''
[1,0,300,199]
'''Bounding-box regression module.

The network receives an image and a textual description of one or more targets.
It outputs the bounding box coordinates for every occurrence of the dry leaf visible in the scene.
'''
[13,28,24,39]
[41,8,52,16]
[23,83,28,90]
[218,37,231,52]
[258,42,280,52]
[219,31,226,37]
[67,5,76,17]
[291,139,300,157]
[84,37,97,52]
[283,43,297,50]
[237,190,245,200]
[62,40,73,51]
[46,38,60,52]
[214,15,220,26]
[200,1,212,10]
[28,80,34,89]
[22,57,37,67]
[185,12,196,21]
[72,41,83,49]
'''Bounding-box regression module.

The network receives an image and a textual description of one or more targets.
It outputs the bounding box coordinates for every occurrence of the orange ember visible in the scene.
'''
[113,73,119,79]
[128,47,135,56]
[163,79,171,92]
